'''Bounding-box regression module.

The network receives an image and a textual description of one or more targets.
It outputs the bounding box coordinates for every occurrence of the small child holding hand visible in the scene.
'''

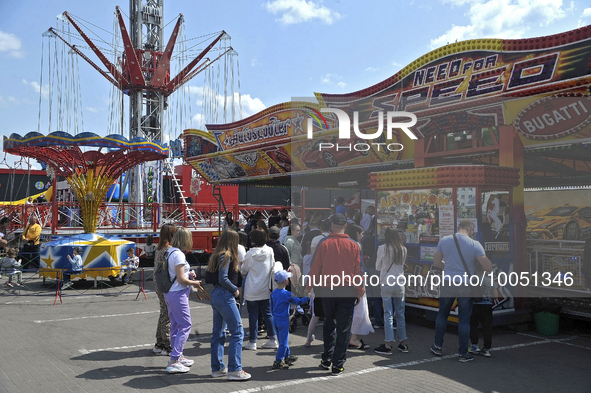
[270,269,309,370]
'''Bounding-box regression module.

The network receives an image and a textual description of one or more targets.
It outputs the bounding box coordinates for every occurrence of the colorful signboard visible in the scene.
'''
[376,188,453,244]
[184,27,591,183]
[514,93,591,140]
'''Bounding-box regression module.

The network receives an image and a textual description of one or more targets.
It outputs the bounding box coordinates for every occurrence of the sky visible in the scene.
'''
[1,0,591,169]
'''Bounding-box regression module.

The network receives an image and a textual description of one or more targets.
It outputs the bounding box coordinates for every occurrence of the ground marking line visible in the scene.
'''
[229,336,577,393]
[34,306,207,323]
[77,335,212,354]
[560,341,591,351]
[4,293,139,304]
[79,343,154,354]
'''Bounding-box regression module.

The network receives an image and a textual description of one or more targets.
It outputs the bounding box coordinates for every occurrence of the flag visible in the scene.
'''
[344,191,361,210]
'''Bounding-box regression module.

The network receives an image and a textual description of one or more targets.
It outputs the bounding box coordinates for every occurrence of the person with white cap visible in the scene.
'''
[270,267,309,370]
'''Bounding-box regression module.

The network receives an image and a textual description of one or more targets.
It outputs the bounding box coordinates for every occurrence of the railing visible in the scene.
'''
[526,239,586,290]
[0,202,291,234]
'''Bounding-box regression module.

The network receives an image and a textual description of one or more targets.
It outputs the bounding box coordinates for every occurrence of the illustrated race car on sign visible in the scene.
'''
[526,205,591,240]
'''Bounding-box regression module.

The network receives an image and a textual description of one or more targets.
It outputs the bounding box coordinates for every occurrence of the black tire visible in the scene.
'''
[564,222,579,240]
[322,151,338,167]
[355,139,370,156]
[289,315,298,333]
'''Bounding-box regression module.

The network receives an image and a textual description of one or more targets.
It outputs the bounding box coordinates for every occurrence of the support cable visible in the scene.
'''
[236,56,242,120]
[37,38,45,133]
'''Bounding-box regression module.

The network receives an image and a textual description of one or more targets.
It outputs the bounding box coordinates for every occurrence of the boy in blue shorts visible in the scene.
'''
[270,269,309,369]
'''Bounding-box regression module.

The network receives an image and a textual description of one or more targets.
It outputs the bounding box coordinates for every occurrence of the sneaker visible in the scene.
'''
[468,344,480,354]
[481,348,491,357]
[319,360,332,370]
[152,345,162,354]
[372,324,384,329]
[430,344,442,356]
[272,360,289,370]
[15,282,24,287]
[374,344,393,355]
[62,281,73,289]
[179,355,194,367]
[285,355,298,366]
[160,348,171,356]
[458,353,474,363]
[331,366,344,376]
[166,361,190,373]
[397,343,409,353]
[227,369,251,381]
[212,367,228,378]
[304,334,315,347]
[244,342,257,350]
[6,282,14,288]
[262,338,279,349]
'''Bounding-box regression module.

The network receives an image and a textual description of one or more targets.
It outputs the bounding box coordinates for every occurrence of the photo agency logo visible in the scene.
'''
[303,107,418,152]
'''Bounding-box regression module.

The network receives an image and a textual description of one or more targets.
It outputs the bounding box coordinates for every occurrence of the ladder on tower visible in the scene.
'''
[163,159,197,223]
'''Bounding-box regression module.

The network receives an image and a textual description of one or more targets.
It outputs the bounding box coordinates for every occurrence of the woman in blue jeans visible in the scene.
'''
[240,228,277,350]
[207,229,251,381]
[374,228,409,355]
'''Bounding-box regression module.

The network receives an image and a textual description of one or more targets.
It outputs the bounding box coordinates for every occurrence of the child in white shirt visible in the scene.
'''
[120,247,139,283]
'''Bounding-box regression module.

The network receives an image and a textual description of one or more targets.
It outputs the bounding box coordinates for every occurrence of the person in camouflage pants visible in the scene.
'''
[152,224,176,355]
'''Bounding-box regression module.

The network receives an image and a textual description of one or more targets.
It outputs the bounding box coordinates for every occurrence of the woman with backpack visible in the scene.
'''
[207,229,251,381]
[374,228,409,355]
[152,224,176,357]
[163,227,203,374]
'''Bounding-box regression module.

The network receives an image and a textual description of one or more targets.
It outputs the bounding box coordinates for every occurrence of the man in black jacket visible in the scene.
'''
[266,226,290,270]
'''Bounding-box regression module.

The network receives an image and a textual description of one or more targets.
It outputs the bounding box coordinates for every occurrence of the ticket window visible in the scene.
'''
[376,188,454,244]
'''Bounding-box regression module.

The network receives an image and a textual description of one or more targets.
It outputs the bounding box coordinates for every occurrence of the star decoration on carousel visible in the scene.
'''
[292,114,305,136]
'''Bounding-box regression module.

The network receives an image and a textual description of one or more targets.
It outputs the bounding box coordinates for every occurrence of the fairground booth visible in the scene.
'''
[184,25,591,321]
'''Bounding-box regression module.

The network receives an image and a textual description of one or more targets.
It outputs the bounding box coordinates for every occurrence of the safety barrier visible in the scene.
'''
[0,264,209,305]
[0,266,157,305]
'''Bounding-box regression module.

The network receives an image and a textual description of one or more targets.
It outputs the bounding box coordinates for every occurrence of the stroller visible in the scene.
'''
[288,264,311,332]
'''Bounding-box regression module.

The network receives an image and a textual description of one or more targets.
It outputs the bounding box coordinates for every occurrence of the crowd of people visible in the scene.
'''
[1,196,496,379]
[148,201,496,381]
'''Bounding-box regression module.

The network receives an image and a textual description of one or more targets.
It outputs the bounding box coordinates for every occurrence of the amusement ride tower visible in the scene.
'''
[47,0,232,206]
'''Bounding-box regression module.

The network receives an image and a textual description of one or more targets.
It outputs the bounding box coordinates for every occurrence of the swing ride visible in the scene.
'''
[1,0,250,281]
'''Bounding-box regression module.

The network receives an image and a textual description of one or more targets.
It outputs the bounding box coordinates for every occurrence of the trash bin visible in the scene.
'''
[534,311,559,336]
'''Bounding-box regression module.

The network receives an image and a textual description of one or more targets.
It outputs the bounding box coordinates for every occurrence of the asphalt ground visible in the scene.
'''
[1,272,590,393]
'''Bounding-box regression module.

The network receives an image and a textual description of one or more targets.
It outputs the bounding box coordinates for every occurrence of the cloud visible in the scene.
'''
[264,0,341,25]
[86,107,99,113]
[320,73,340,84]
[392,61,403,68]
[237,93,267,117]
[0,30,24,58]
[430,0,569,49]
[320,73,348,89]
[580,8,591,27]
[365,67,377,72]
[183,86,267,126]
[251,57,262,67]
[22,79,49,99]
[192,113,205,125]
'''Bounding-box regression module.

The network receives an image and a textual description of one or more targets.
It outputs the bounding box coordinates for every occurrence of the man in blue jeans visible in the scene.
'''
[430,219,492,362]
[307,213,364,376]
